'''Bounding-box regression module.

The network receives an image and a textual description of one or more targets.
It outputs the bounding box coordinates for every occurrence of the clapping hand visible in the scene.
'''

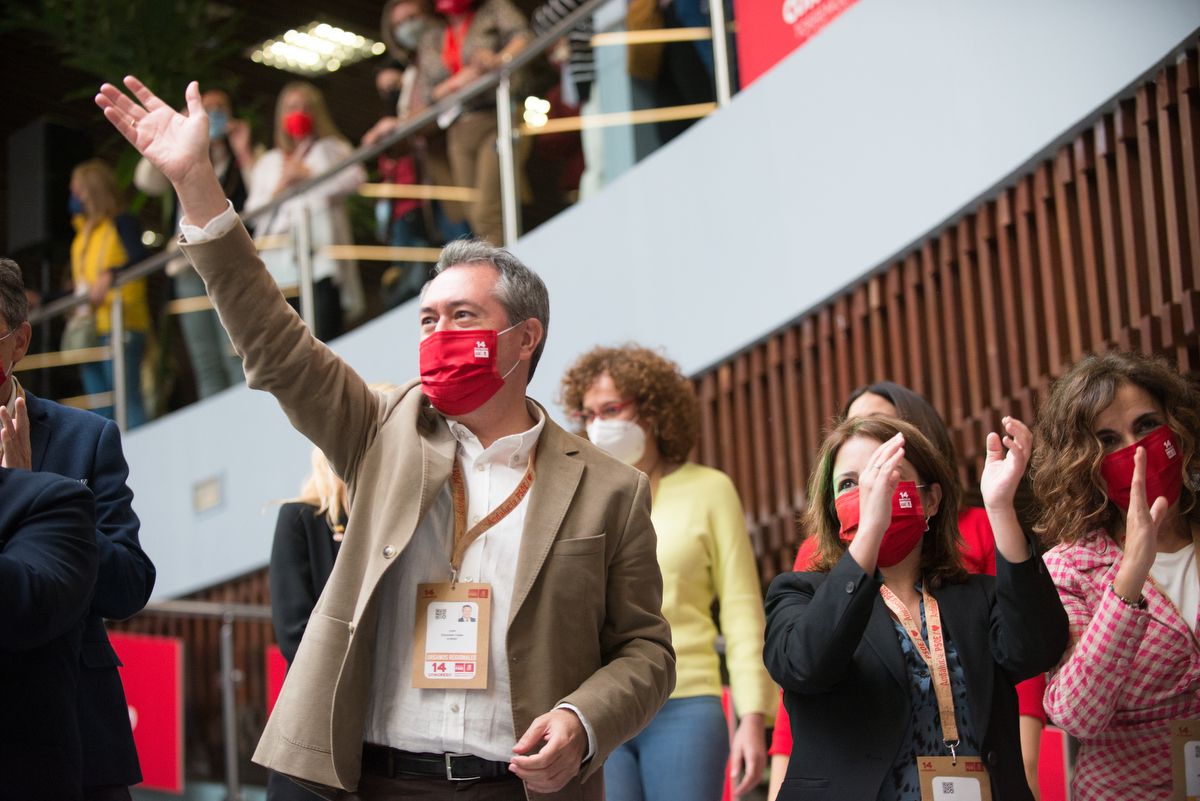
[980,416,1032,511]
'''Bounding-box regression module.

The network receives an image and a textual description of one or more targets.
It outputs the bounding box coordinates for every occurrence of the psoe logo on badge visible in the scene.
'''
[782,0,818,25]
[474,341,489,359]
[1166,438,1178,460]
[899,491,913,510]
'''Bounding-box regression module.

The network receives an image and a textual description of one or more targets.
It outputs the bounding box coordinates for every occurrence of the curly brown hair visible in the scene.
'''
[559,345,699,463]
[804,416,967,589]
[1032,351,1200,546]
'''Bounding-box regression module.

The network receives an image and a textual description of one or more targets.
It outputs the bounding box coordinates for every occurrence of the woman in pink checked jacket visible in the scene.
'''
[1031,351,1200,801]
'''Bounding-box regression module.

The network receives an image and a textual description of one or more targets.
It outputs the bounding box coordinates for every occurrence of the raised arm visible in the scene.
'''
[95,77,381,478]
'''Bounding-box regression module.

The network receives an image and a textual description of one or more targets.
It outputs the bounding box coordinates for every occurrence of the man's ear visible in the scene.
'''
[519,319,543,361]
[11,321,32,365]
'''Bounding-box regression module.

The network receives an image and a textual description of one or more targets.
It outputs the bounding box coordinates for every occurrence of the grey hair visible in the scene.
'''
[430,239,550,379]
[0,258,29,331]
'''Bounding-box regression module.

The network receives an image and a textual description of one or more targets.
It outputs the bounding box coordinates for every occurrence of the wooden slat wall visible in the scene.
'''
[108,43,1200,786]
[695,46,1200,582]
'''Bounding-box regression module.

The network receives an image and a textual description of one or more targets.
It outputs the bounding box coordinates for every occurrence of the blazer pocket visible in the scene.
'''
[550,532,606,556]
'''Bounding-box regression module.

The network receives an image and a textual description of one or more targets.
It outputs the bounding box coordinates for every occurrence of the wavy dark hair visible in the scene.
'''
[1032,351,1200,546]
[559,345,699,463]
[804,416,967,588]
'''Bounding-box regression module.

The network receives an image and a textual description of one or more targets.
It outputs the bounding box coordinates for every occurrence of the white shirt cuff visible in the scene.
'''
[555,703,596,761]
[179,200,238,243]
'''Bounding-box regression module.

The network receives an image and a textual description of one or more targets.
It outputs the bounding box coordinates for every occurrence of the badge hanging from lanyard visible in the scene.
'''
[1169,719,1200,799]
[880,585,993,801]
[411,448,536,690]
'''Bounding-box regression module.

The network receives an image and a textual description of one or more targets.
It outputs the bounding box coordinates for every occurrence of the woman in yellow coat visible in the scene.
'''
[68,159,150,427]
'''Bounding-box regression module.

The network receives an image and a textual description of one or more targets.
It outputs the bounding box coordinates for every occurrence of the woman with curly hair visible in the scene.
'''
[1034,351,1200,801]
[764,415,1066,800]
[560,345,775,801]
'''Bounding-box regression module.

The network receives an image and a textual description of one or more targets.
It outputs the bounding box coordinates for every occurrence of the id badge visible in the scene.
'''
[1169,720,1200,800]
[411,582,491,689]
[917,756,991,801]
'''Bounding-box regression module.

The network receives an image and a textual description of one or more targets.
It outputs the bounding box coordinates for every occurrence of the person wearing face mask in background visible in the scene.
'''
[245,82,366,342]
[97,74,675,800]
[560,344,775,801]
[1033,351,1200,801]
[365,0,473,249]
[134,89,253,400]
[763,415,1067,801]
[412,0,531,245]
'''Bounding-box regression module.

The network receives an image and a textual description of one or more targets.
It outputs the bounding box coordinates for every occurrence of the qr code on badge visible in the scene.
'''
[435,608,446,620]
[940,782,955,795]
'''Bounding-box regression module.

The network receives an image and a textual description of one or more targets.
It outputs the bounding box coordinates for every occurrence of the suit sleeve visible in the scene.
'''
[559,473,676,777]
[88,418,155,620]
[269,504,317,664]
[763,552,879,694]
[0,480,99,651]
[987,542,1069,684]
[179,222,382,482]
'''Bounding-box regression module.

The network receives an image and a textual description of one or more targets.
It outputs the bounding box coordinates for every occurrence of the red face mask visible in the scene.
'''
[1099,425,1184,511]
[419,325,522,416]
[835,480,928,568]
[282,110,314,140]
[436,0,475,14]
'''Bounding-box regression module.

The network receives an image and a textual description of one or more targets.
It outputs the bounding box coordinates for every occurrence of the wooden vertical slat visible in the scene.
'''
[1031,164,1067,375]
[994,190,1028,395]
[920,241,948,413]
[1072,132,1110,348]
[956,214,987,420]
[973,203,1008,411]
[1052,147,1089,361]
[1136,81,1171,313]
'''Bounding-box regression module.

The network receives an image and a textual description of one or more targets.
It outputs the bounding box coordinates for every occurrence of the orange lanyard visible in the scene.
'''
[880,584,960,753]
[448,447,535,581]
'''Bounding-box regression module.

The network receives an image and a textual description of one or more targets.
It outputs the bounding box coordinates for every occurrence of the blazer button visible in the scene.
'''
[845,581,856,593]
[382,545,397,559]
[986,750,998,766]
[348,623,355,635]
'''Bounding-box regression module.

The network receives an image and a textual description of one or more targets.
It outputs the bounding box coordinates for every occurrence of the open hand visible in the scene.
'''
[728,713,766,797]
[980,416,1032,511]
[1113,446,1171,600]
[96,77,210,188]
[509,708,587,793]
[857,433,906,540]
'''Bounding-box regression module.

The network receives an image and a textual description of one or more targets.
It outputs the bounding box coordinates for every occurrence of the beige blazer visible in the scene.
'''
[181,224,675,798]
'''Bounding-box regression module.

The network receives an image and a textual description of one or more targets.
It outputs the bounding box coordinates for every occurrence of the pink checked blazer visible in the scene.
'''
[1044,531,1200,801]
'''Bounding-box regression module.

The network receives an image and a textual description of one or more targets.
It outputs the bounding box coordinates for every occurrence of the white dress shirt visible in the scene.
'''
[363,406,546,761]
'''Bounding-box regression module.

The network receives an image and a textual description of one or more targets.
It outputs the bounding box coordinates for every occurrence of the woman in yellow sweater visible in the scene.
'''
[68,159,150,427]
[561,345,775,801]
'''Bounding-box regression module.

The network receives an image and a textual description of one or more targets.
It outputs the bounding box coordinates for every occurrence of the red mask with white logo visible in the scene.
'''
[835,480,928,567]
[1099,425,1184,511]
[436,0,476,14]
[419,324,522,416]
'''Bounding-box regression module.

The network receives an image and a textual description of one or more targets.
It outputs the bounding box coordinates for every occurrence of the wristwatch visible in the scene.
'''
[1110,582,1147,609]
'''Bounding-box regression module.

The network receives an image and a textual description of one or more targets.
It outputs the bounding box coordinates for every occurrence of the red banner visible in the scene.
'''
[266,644,287,716]
[109,632,184,794]
[733,0,859,88]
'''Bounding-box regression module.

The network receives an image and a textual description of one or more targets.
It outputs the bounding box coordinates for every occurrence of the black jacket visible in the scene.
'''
[269,502,341,665]
[0,467,98,801]
[764,546,1068,801]
[26,391,155,787]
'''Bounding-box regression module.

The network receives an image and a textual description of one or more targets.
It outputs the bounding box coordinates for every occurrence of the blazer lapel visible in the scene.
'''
[508,418,583,627]
[934,582,993,743]
[863,592,911,694]
[24,393,50,472]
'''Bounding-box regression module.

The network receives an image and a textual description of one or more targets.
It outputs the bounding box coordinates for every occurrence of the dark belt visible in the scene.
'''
[362,743,513,782]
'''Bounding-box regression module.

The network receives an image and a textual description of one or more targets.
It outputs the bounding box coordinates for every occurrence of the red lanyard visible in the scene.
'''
[442,15,474,75]
[448,447,535,579]
[879,585,961,752]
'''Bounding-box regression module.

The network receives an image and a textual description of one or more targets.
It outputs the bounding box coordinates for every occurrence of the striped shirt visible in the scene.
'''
[531,0,596,101]
[1044,530,1200,801]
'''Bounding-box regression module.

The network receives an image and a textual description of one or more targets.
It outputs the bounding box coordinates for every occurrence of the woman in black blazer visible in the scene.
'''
[764,415,1067,801]
[268,446,345,800]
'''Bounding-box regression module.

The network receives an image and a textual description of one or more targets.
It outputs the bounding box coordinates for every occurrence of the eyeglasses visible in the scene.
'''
[568,399,636,425]
[0,328,15,343]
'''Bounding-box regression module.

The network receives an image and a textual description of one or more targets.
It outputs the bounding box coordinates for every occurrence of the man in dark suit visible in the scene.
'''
[0,466,99,801]
[0,258,156,801]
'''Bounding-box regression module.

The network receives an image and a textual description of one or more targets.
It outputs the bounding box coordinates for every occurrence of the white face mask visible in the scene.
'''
[586,418,646,466]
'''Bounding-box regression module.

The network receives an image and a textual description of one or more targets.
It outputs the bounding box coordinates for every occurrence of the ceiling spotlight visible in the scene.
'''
[247,20,383,76]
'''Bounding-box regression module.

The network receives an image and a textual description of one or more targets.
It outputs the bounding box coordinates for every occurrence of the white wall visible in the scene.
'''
[126,0,1200,599]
